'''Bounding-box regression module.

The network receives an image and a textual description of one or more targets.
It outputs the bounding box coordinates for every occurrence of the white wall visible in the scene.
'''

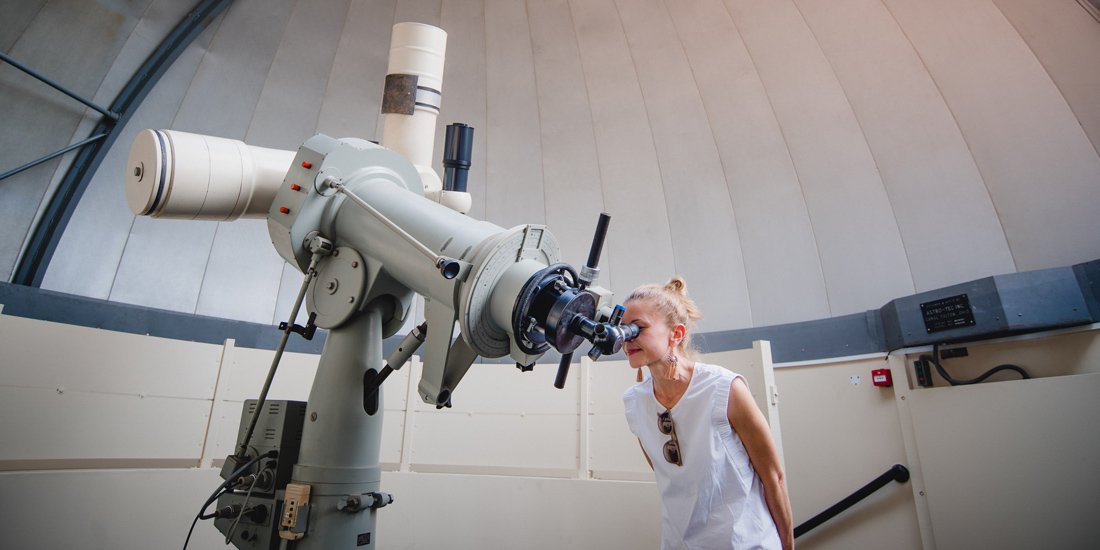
[6,305,1099,548]
[0,310,662,549]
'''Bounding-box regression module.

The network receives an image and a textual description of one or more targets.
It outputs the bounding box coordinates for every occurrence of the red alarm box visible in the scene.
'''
[872,368,892,387]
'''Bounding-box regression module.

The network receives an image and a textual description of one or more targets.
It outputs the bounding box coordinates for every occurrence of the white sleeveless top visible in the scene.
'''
[623,363,780,550]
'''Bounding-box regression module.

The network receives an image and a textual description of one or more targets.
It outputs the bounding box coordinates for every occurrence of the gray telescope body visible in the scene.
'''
[126,128,558,371]
[126,129,562,549]
[124,22,627,550]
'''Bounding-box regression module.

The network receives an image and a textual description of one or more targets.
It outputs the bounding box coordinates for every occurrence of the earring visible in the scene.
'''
[636,369,644,382]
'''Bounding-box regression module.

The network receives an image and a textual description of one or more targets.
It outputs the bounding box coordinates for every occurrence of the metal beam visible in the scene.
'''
[0,133,107,183]
[0,50,120,122]
[12,0,235,287]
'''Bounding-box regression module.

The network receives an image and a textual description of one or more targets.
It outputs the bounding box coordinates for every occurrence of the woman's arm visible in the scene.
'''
[639,439,653,470]
[727,377,794,550]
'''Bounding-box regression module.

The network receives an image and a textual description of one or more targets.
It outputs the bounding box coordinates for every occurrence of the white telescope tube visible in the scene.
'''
[380,22,447,198]
[125,129,295,220]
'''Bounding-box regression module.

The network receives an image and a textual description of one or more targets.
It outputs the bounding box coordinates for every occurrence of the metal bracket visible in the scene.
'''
[418,299,480,407]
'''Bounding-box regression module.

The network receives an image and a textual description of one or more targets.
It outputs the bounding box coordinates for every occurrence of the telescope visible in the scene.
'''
[126,22,638,550]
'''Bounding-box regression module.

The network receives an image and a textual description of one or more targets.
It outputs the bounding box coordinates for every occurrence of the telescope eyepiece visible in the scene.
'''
[620,322,641,342]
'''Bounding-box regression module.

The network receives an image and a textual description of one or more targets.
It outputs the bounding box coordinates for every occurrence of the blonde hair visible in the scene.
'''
[624,275,703,361]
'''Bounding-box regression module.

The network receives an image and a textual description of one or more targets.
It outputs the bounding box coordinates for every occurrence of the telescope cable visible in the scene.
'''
[182,450,277,550]
[224,469,265,544]
[925,343,1030,385]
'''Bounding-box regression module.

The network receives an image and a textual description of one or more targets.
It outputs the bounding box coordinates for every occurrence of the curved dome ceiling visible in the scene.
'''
[4,0,1099,333]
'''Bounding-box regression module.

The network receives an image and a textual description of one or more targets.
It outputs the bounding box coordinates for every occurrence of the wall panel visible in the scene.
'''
[408,361,579,474]
[775,357,921,550]
[992,0,1100,157]
[195,220,288,324]
[668,0,829,327]
[0,314,221,398]
[482,0,545,228]
[569,0,677,301]
[316,0,397,141]
[795,0,1015,292]
[244,0,349,151]
[0,0,46,51]
[417,361,580,414]
[0,315,220,466]
[196,0,350,323]
[172,0,295,140]
[393,0,441,27]
[0,469,233,549]
[378,472,661,550]
[883,0,1100,271]
[588,360,649,477]
[617,0,751,331]
[440,0,488,220]
[0,468,662,550]
[109,216,219,312]
[528,0,612,282]
[909,373,1100,548]
[724,0,915,316]
[0,1,141,278]
[410,412,580,474]
[0,387,210,463]
[207,344,306,465]
[107,0,297,315]
[41,0,210,299]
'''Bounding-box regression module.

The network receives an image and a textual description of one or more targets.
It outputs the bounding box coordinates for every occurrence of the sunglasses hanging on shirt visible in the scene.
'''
[657,410,683,466]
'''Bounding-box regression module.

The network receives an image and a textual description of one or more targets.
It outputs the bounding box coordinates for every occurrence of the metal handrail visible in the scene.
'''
[794,463,910,539]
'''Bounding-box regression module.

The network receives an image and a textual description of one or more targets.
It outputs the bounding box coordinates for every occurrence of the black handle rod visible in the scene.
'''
[554,352,574,389]
[794,464,910,539]
[586,213,611,269]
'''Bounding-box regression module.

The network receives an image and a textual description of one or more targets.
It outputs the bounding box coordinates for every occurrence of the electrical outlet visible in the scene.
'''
[279,483,311,541]
[914,359,933,387]
[940,346,969,359]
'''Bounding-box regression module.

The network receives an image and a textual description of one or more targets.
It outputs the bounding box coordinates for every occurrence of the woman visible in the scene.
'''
[622,277,794,550]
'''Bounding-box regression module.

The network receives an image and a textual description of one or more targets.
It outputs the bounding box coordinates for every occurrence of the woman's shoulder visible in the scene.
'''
[694,362,738,382]
[691,364,743,398]
[622,377,652,402]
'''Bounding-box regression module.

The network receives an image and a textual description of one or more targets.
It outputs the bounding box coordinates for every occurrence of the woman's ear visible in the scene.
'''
[671,323,686,344]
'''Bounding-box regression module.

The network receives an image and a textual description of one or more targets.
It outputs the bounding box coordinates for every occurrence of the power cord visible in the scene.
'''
[182,450,277,550]
[224,468,269,544]
[923,343,1030,386]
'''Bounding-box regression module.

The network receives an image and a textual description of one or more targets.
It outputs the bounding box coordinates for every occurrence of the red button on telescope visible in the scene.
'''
[279,206,290,214]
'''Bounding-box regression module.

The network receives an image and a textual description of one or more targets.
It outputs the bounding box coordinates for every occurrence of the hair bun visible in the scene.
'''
[664,276,687,294]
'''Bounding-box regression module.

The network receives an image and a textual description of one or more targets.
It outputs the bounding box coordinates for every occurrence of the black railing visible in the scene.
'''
[794,463,910,539]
